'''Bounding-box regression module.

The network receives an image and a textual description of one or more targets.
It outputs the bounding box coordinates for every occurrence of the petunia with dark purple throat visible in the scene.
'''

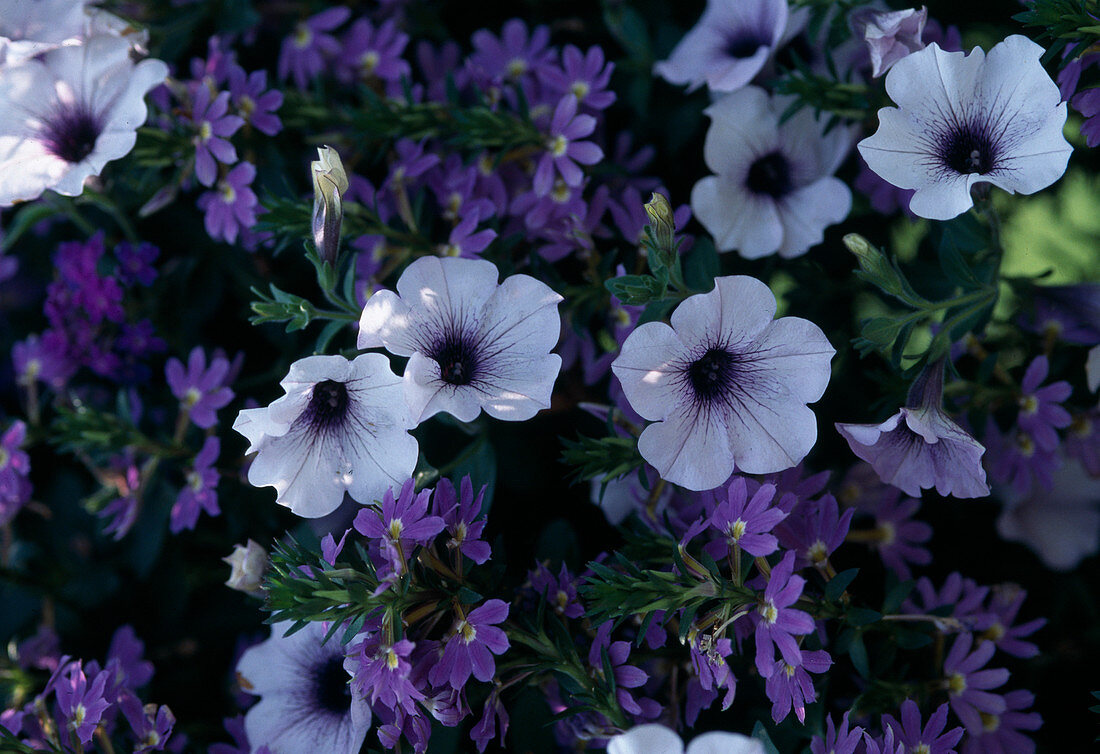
[39,104,103,164]
[745,151,793,198]
[304,379,350,432]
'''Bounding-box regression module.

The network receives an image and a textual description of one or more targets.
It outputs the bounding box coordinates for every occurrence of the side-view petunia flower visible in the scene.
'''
[849,6,927,78]
[611,275,834,491]
[836,358,990,499]
[358,256,563,424]
[691,87,853,259]
[232,354,418,518]
[0,34,168,206]
[858,35,1072,220]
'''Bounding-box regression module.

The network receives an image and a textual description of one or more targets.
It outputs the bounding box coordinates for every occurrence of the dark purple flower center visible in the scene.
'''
[40,104,102,164]
[746,151,793,198]
[725,33,766,59]
[305,380,350,432]
[313,656,351,715]
[430,333,480,386]
[941,120,997,175]
[688,347,737,403]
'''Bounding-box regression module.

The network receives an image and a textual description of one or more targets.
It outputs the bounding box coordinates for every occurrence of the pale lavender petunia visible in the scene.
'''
[654,0,796,94]
[608,725,765,754]
[858,35,1072,220]
[691,87,853,259]
[611,275,834,491]
[232,354,418,518]
[837,358,990,499]
[358,256,563,424]
[849,6,927,78]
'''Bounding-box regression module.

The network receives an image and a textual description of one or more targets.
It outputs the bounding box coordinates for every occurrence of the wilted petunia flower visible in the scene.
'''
[836,359,990,499]
[858,35,1072,220]
[849,6,927,78]
[691,87,853,259]
[232,354,418,518]
[0,34,167,206]
[611,276,834,491]
[654,0,796,94]
[237,621,370,754]
[358,256,563,424]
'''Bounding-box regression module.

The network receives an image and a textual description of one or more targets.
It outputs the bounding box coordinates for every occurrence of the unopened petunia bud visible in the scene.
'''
[223,539,268,595]
[644,191,676,252]
[311,145,348,265]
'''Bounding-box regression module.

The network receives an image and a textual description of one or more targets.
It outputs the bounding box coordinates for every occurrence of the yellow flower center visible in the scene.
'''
[1015,432,1035,457]
[1070,414,1091,438]
[947,671,967,696]
[808,540,828,564]
[199,121,213,142]
[185,387,202,408]
[294,25,312,48]
[220,183,237,204]
[506,58,527,78]
[1019,395,1039,414]
[551,180,571,203]
[981,622,1005,642]
[361,51,380,75]
[388,519,404,540]
[0,448,8,469]
[239,95,255,118]
[550,134,569,157]
[187,470,203,492]
[459,619,477,643]
[385,646,400,670]
[730,519,746,542]
[980,711,1000,732]
[571,81,590,101]
[759,600,778,625]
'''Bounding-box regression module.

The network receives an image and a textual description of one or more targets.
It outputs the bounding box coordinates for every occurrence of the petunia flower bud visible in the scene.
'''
[223,539,268,595]
[311,145,348,265]
[644,191,676,253]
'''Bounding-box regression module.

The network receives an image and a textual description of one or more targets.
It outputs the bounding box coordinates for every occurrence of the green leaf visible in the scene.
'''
[605,274,667,306]
[825,568,859,602]
[849,632,871,678]
[751,722,782,754]
[847,607,883,626]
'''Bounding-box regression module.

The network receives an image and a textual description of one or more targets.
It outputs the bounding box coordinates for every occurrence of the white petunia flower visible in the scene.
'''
[653,0,800,94]
[0,0,90,65]
[608,724,765,754]
[237,621,370,754]
[858,35,1072,221]
[232,354,418,519]
[0,33,167,206]
[611,276,834,492]
[691,86,853,259]
[358,255,563,424]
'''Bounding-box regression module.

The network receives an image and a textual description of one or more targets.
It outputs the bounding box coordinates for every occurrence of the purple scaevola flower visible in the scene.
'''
[115,242,159,287]
[107,625,155,689]
[55,662,111,745]
[687,626,736,712]
[944,633,1009,733]
[883,700,964,754]
[811,712,863,754]
[612,275,834,491]
[654,0,794,93]
[227,66,282,136]
[863,729,905,754]
[418,40,467,102]
[0,420,32,524]
[170,436,220,533]
[775,493,854,570]
[1016,356,1071,452]
[278,7,350,91]
[99,456,142,540]
[705,476,786,560]
[837,358,990,498]
[974,585,1045,659]
[385,138,441,190]
[119,691,175,752]
[533,95,603,196]
[434,476,491,564]
[346,635,423,716]
[859,36,1072,221]
[982,418,1059,497]
[529,562,584,619]
[190,87,243,187]
[354,478,444,555]
[539,45,615,111]
[471,686,509,752]
[467,19,554,87]
[960,689,1042,754]
[849,6,927,78]
[166,347,234,429]
[904,572,990,632]
[437,210,497,258]
[764,648,831,723]
[587,622,650,715]
[198,161,259,244]
[428,599,510,690]
[753,551,815,676]
[337,18,410,85]
[860,488,932,580]
[12,333,73,390]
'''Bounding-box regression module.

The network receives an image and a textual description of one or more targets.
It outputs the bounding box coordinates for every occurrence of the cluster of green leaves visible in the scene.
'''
[1014,0,1100,63]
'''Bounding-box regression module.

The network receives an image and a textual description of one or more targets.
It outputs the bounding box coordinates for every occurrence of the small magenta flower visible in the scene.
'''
[166,347,234,429]
[171,436,220,533]
[764,648,831,723]
[943,633,1009,733]
[198,161,259,244]
[704,477,786,560]
[428,599,510,690]
[837,359,990,499]
[533,94,604,196]
[190,87,243,187]
[1016,356,1071,452]
[883,700,964,754]
[278,7,350,90]
[754,551,815,676]
[433,476,491,564]
[55,662,111,745]
[227,66,283,136]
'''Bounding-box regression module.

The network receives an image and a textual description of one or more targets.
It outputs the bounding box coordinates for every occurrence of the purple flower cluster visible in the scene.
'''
[0,420,32,525]
[15,234,164,388]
